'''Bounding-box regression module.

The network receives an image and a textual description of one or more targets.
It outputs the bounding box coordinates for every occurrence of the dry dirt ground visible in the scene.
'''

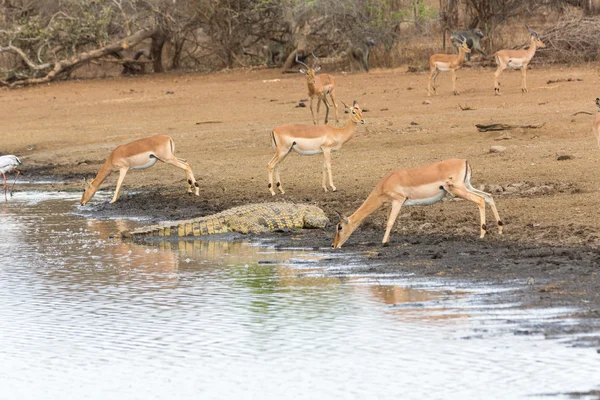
[2,64,600,344]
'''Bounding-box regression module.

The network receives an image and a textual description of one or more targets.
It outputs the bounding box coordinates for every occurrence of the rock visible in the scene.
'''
[556,152,573,161]
[490,145,506,153]
[422,100,431,105]
[418,222,433,230]
[495,133,512,141]
[410,121,418,126]
[523,185,554,196]
[484,184,504,193]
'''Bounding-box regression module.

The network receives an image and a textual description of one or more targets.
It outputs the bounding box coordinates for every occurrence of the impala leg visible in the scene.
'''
[521,66,528,93]
[466,187,503,234]
[274,151,290,195]
[110,168,128,204]
[493,63,506,95]
[382,199,404,245]
[322,97,330,125]
[322,148,336,192]
[329,89,339,123]
[267,148,289,195]
[427,67,438,96]
[451,69,459,96]
[164,157,200,196]
[309,97,317,125]
[446,185,487,238]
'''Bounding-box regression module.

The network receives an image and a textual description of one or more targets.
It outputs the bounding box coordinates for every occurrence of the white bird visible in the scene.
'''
[0,155,22,200]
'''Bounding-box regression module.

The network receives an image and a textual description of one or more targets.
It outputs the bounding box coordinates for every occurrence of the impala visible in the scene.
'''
[267,100,365,195]
[594,98,600,148]
[297,53,339,125]
[80,134,200,205]
[493,25,545,95]
[331,159,503,248]
[428,34,471,96]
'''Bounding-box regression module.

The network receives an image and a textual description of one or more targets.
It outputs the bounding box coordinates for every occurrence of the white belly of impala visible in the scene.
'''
[507,59,525,68]
[291,138,324,156]
[435,62,451,71]
[403,191,447,206]
[130,155,159,170]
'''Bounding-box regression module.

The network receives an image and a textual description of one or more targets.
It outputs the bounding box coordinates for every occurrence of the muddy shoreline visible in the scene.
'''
[57,184,599,347]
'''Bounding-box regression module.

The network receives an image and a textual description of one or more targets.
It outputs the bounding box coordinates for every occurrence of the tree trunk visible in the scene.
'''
[151,29,166,73]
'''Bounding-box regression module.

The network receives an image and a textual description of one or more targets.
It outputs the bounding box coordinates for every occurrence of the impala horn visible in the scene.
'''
[295,53,310,70]
[526,25,539,38]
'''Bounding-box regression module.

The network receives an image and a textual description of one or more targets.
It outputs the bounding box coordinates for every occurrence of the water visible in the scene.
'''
[0,192,599,400]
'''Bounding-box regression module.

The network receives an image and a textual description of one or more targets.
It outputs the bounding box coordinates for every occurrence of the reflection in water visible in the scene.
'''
[0,193,599,400]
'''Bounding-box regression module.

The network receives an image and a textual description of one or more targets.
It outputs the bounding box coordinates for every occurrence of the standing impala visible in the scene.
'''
[428,34,471,96]
[493,25,545,95]
[297,53,339,125]
[593,98,600,148]
[80,135,200,205]
[331,159,503,248]
[267,100,365,195]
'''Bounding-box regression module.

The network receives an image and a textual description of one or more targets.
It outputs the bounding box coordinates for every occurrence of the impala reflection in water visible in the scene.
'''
[0,192,598,400]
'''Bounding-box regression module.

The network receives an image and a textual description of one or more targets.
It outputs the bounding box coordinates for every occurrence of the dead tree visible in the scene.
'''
[0,28,159,88]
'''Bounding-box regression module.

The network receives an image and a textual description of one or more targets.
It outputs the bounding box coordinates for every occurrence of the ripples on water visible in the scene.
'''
[0,193,598,400]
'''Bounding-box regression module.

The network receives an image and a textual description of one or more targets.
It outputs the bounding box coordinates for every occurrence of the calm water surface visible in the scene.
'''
[0,192,599,400]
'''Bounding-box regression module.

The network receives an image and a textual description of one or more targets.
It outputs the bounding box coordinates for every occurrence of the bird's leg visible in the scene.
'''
[9,169,20,197]
[2,172,7,202]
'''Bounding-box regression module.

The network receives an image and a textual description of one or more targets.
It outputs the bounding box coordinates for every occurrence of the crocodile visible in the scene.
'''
[122,202,329,240]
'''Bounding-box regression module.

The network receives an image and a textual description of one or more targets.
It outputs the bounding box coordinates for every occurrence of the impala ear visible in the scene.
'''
[341,101,350,112]
[82,178,92,189]
[335,211,349,224]
[299,68,306,74]
[353,100,358,107]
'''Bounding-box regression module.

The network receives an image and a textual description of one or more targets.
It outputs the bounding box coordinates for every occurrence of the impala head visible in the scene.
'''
[297,53,320,84]
[526,25,545,48]
[331,211,353,248]
[342,100,365,124]
[80,178,97,206]
[458,34,471,53]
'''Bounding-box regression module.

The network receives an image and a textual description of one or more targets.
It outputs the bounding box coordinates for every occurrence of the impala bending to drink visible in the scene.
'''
[332,159,503,248]
[267,100,365,195]
[80,135,200,205]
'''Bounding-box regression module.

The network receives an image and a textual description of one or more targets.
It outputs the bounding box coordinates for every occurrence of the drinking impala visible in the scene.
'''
[332,159,503,248]
[80,135,200,205]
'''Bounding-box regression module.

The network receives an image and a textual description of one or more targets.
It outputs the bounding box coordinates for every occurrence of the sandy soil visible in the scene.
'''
[2,64,600,344]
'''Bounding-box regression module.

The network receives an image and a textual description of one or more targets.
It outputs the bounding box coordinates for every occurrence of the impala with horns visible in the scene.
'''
[593,98,600,148]
[428,34,471,96]
[267,100,365,196]
[331,159,503,248]
[493,25,545,95]
[297,53,339,125]
[80,135,200,205]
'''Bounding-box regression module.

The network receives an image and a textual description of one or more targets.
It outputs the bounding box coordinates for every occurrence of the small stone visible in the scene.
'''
[490,145,506,153]
[422,100,431,105]
[495,133,512,141]
[556,152,573,161]
[410,121,418,126]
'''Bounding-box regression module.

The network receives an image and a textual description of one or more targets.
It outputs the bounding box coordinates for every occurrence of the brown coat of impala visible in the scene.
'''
[267,101,365,196]
[493,25,545,95]
[332,159,503,248]
[80,135,200,205]
[428,35,471,96]
[297,53,339,125]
